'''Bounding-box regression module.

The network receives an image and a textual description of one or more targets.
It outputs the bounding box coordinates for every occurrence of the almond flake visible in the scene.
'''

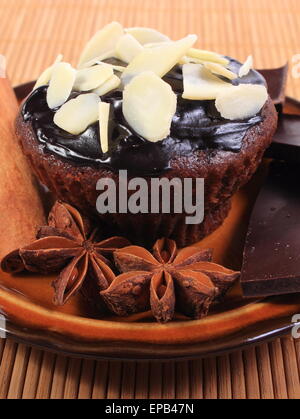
[123,71,177,142]
[99,62,126,73]
[80,59,126,73]
[187,48,229,66]
[78,50,115,69]
[92,74,121,96]
[182,64,232,100]
[78,22,123,67]
[178,56,190,65]
[204,62,238,80]
[54,54,64,64]
[46,62,76,109]
[115,34,143,64]
[239,55,253,78]
[35,67,53,89]
[54,93,101,135]
[99,102,110,153]
[34,54,63,89]
[125,27,170,45]
[144,42,171,48]
[215,84,268,120]
[74,65,113,91]
[185,57,205,64]
[122,34,197,84]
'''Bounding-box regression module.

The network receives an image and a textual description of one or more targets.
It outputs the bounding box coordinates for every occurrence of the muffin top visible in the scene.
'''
[22,22,268,175]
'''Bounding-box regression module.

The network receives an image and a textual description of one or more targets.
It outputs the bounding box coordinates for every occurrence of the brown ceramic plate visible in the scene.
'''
[0,82,299,361]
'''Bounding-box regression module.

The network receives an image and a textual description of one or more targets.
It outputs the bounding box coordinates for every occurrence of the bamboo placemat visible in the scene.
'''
[0,0,300,399]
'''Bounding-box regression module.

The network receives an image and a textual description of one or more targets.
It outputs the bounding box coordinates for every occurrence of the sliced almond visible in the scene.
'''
[115,34,143,64]
[35,66,53,90]
[204,62,238,80]
[92,74,121,96]
[54,54,64,64]
[123,71,177,142]
[178,56,190,65]
[125,27,170,45]
[80,59,126,73]
[54,93,101,135]
[99,102,110,153]
[34,54,63,89]
[35,66,53,89]
[46,62,76,109]
[215,84,268,120]
[239,55,253,78]
[78,22,123,67]
[187,48,229,66]
[122,34,197,84]
[144,41,172,48]
[99,62,126,73]
[78,50,115,69]
[182,64,232,100]
[74,65,113,91]
[185,56,205,64]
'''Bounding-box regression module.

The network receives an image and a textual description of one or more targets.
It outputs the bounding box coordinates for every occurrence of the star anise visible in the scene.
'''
[101,238,239,323]
[1,201,130,305]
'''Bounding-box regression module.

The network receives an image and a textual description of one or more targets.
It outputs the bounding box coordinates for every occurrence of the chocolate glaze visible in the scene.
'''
[22,58,265,175]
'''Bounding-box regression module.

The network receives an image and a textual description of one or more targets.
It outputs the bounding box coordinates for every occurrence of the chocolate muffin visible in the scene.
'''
[16,23,277,246]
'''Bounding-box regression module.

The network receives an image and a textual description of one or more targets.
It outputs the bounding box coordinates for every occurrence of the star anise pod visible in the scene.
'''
[1,201,130,305]
[101,238,239,323]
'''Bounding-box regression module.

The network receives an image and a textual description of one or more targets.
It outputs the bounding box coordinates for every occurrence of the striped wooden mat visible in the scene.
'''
[0,337,299,398]
[0,0,300,399]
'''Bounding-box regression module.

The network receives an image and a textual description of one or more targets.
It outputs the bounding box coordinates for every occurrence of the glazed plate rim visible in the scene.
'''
[0,81,299,361]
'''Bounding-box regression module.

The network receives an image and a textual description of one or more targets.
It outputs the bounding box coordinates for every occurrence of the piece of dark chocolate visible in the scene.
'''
[241,161,300,297]
[258,64,288,111]
[266,113,300,162]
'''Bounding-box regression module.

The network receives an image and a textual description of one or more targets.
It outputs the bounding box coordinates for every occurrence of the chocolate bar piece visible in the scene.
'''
[258,64,288,110]
[262,64,300,163]
[241,161,300,297]
[266,113,300,162]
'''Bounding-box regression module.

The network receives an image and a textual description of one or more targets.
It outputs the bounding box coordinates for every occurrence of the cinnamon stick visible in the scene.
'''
[0,55,45,258]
